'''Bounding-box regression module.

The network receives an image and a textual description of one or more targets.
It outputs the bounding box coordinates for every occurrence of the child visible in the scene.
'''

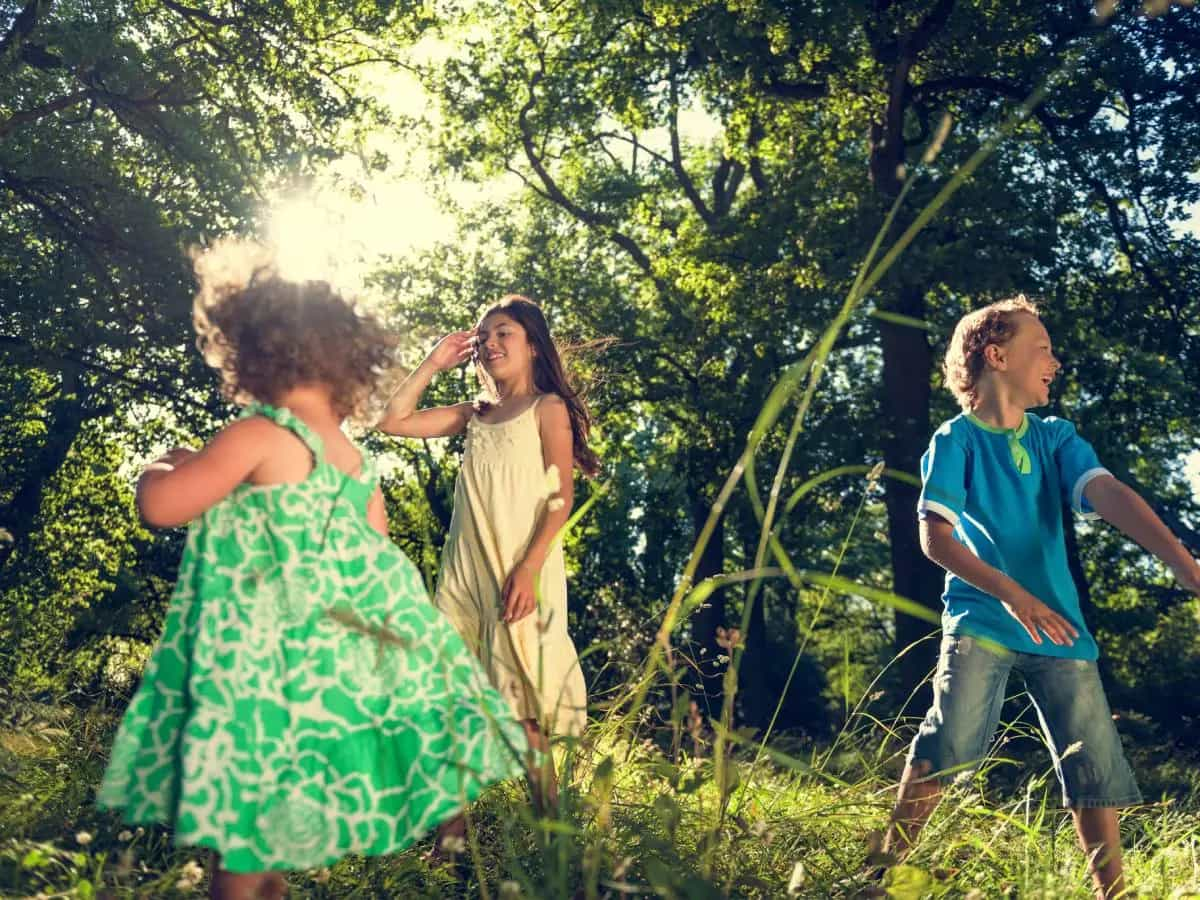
[377,295,593,810]
[97,243,528,899]
[881,295,1200,898]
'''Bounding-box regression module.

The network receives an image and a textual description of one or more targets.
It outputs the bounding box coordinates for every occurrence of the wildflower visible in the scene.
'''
[499,881,521,898]
[1060,740,1084,759]
[786,862,806,895]
[177,859,205,890]
[439,834,467,854]
[135,827,145,837]
[75,831,93,846]
[715,626,742,651]
[118,830,133,842]
[867,460,886,483]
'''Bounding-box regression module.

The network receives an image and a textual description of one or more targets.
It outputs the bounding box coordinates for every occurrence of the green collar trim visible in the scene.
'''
[966,412,1032,474]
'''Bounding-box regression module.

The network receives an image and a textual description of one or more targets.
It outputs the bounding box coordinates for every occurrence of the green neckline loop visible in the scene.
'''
[966,412,1029,438]
[966,412,1032,474]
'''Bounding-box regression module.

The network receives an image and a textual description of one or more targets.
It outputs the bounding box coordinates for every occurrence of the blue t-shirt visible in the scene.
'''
[917,412,1111,659]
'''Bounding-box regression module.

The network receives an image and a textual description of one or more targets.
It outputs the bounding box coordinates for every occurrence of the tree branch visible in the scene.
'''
[668,70,714,225]
[0,90,91,139]
[516,59,656,276]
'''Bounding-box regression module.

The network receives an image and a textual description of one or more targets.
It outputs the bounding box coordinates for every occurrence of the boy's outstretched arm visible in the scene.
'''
[1084,475,1200,594]
[920,516,1080,646]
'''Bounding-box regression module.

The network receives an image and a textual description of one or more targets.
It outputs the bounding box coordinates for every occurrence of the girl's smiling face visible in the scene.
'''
[476,312,534,380]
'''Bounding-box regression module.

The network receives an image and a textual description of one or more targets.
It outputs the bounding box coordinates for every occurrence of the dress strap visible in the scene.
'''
[354,446,379,491]
[241,402,325,463]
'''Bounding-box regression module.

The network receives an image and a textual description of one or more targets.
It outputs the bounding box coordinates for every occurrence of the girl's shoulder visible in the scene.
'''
[534,392,568,420]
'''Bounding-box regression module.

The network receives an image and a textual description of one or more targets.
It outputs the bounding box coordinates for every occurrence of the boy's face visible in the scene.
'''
[987,313,1060,408]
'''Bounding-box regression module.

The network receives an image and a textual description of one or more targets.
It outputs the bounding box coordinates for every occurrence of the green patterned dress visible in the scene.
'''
[98,404,528,873]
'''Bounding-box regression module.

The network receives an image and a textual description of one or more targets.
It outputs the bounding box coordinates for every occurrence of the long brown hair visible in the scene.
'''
[474,294,601,477]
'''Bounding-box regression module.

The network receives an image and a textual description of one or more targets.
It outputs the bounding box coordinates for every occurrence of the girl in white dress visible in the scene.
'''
[378,295,596,843]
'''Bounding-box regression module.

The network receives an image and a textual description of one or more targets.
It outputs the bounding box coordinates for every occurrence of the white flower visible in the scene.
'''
[177,858,205,890]
[75,831,93,846]
[787,862,806,895]
[118,830,133,842]
[439,834,467,854]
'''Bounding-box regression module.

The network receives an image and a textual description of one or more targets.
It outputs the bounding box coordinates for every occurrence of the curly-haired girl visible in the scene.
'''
[98,241,528,898]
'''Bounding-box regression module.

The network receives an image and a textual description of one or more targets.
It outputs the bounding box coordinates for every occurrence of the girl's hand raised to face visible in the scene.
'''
[428,330,477,372]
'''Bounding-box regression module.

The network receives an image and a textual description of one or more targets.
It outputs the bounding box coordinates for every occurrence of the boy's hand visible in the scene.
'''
[501,561,538,624]
[427,330,477,371]
[1170,557,1200,596]
[999,587,1079,646]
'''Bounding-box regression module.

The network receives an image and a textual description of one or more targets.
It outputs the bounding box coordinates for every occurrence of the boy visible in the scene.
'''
[883,296,1200,898]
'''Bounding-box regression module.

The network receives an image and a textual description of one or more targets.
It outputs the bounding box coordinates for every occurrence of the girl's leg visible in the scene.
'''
[1073,807,1125,899]
[210,866,288,900]
[522,717,557,814]
[428,811,468,862]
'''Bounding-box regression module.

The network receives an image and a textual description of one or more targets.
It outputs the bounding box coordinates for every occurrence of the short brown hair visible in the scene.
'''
[943,295,1039,410]
[192,240,396,421]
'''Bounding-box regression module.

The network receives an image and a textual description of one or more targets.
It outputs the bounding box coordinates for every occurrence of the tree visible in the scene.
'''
[0,0,434,684]
[381,0,1200,725]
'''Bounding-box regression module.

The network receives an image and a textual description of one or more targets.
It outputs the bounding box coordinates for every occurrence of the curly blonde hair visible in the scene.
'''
[191,240,397,421]
[943,295,1039,410]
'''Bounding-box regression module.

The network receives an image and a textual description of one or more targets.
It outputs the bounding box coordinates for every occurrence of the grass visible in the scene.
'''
[3,692,1200,898]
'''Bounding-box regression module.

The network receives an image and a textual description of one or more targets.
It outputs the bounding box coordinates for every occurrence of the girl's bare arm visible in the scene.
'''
[137,418,273,528]
[377,332,475,438]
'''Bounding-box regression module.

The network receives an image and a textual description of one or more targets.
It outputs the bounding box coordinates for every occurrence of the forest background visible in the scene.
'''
[3,1,1200,897]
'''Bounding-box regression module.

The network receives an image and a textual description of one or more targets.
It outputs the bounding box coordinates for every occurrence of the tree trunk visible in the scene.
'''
[688,491,727,719]
[0,366,87,580]
[879,284,944,708]
[738,545,772,729]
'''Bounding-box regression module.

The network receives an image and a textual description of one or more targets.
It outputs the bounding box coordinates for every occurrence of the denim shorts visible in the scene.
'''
[907,634,1141,808]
